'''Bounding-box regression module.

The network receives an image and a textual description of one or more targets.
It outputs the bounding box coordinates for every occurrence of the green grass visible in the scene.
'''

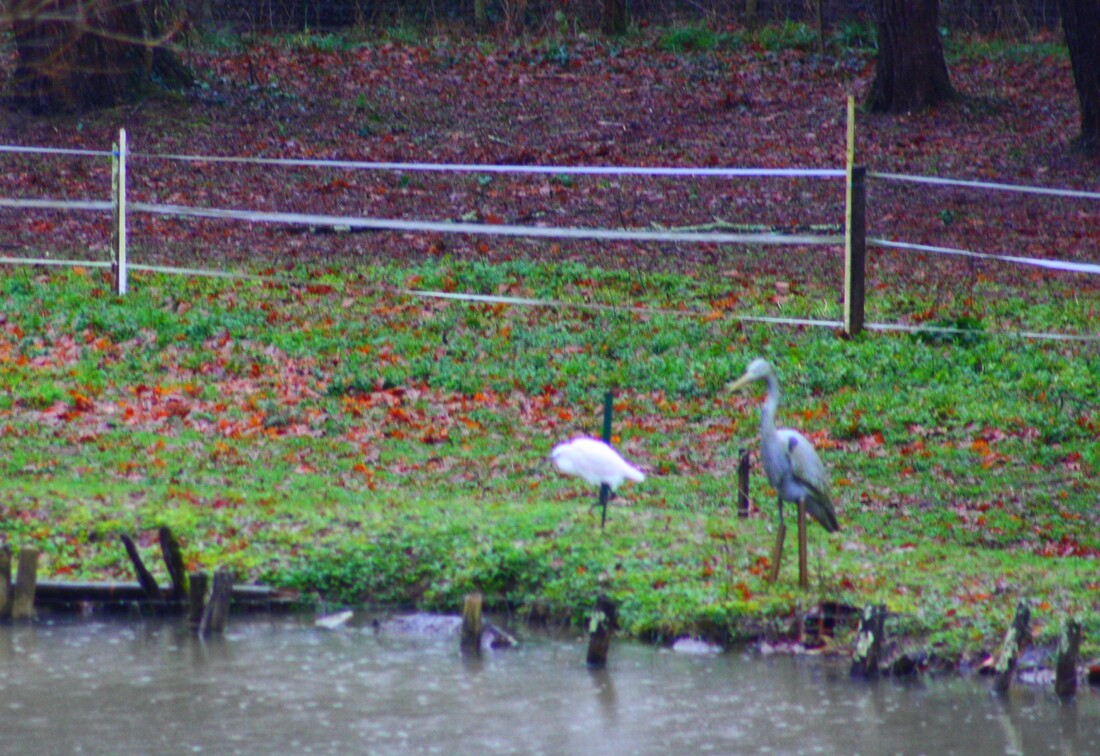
[0,263,1097,658]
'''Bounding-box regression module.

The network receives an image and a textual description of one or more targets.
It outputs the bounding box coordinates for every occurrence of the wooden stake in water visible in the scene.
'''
[586,594,618,668]
[598,390,614,529]
[120,533,163,601]
[461,591,484,657]
[993,600,1031,694]
[1054,617,1081,698]
[158,526,188,601]
[0,544,11,620]
[188,571,209,631]
[12,546,39,621]
[198,567,234,636]
[850,604,887,679]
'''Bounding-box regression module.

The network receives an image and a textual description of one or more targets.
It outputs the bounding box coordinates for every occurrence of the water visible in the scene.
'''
[1,615,1097,754]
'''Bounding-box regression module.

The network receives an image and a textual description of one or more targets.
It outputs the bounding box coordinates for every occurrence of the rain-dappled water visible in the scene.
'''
[1,614,1098,754]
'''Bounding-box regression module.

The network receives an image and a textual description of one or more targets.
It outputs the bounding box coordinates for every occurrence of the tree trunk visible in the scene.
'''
[866,0,955,113]
[601,0,628,36]
[9,0,192,112]
[1059,0,1100,152]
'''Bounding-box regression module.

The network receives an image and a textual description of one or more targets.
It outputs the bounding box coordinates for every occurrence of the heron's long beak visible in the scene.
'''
[727,373,753,392]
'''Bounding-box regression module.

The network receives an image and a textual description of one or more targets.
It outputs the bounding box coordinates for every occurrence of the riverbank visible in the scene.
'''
[0,264,1096,661]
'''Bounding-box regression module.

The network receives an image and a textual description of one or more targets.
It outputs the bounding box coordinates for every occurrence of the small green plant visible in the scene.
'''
[753,20,817,52]
[832,20,876,52]
[657,25,720,53]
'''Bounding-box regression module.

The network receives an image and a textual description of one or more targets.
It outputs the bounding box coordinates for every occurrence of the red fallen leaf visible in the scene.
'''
[306,284,334,295]
[68,391,93,412]
[483,213,505,225]
[735,582,752,601]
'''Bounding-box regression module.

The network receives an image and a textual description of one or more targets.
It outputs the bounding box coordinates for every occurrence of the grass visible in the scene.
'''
[0,262,1097,660]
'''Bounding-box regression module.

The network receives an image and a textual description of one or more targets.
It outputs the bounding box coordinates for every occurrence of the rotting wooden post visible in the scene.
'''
[111,128,128,296]
[159,527,188,601]
[599,390,614,529]
[1055,617,1082,698]
[12,547,39,621]
[844,96,866,337]
[120,534,163,601]
[850,604,887,679]
[993,600,1031,694]
[198,568,234,636]
[188,571,209,631]
[0,544,12,620]
[460,591,484,657]
[797,501,809,590]
[586,594,618,669]
[737,448,750,519]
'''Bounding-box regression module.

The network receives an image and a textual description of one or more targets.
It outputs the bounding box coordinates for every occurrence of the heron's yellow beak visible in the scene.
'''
[727,373,753,392]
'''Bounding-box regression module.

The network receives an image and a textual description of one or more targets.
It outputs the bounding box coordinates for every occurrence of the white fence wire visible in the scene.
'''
[1,138,1098,342]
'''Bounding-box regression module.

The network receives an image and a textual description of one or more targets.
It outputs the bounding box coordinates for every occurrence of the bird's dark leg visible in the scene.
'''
[598,483,611,529]
[767,497,786,583]
[797,499,808,590]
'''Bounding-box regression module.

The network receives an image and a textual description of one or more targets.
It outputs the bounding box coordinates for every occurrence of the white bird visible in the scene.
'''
[728,358,839,586]
[551,437,645,525]
[551,436,645,489]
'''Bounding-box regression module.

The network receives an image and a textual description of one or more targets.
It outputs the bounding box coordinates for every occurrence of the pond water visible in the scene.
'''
[1,614,1097,754]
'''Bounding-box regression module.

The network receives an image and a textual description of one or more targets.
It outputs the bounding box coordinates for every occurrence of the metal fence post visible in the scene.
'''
[111,128,128,295]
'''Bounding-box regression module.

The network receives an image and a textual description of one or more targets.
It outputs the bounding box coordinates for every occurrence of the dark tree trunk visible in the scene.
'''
[601,0,628,36]
[866,0,956,113]
[1059,0,1100,152]
[8,0,192,112]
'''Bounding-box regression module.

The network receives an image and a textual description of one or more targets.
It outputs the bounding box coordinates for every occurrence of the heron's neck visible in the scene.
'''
[760,373,780,438]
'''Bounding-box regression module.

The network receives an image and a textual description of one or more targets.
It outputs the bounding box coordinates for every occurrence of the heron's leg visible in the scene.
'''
[797,499,808,590]
[767,497,786,583]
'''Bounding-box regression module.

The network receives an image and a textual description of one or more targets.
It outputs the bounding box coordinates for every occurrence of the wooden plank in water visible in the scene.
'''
[33,580,297,607]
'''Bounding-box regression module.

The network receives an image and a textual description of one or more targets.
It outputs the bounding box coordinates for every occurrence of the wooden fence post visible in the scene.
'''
[844,96,866,337]
[111,128,128,296]
[737,448,750,519]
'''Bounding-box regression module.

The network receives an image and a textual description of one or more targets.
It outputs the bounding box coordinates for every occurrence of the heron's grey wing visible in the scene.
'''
[778,429,827,491]
[779,428,839,532]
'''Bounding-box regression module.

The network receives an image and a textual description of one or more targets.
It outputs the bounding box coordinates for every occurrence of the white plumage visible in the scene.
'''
[550,437,645,490]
